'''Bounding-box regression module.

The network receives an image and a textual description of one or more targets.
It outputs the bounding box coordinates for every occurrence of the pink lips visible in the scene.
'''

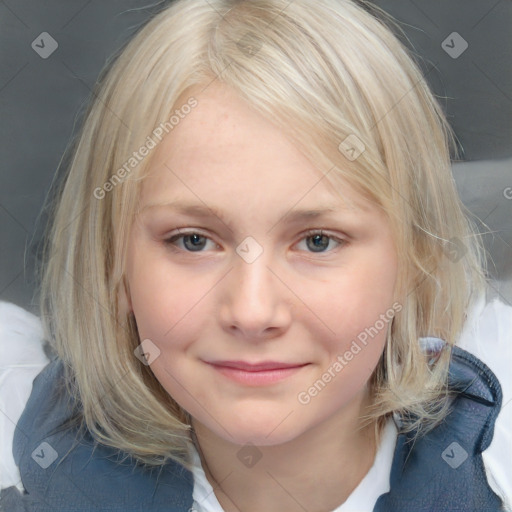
[205,360,309,385]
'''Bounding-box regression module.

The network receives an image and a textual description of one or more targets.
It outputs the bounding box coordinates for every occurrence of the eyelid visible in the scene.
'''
[164,227,210,239]
[301,228,346,241]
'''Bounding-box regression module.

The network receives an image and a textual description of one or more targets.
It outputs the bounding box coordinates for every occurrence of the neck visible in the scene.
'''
[191,396,378,512]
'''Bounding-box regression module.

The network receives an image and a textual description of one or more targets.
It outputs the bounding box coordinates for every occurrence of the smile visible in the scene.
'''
[205,360,310,386]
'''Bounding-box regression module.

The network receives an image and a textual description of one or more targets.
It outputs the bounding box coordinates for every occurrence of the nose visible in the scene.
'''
[219,249,292,341]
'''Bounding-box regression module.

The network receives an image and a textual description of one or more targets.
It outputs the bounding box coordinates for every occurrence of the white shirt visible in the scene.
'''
[1,297,511,511]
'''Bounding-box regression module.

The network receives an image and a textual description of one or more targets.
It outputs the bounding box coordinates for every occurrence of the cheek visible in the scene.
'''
[127,244,206,343]
[300,296,393,416]
[303,248,397,342]
[306,244,397,386]
[127,258,212,409]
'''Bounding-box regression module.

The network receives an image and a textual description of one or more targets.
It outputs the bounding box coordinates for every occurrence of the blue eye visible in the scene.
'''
[306,233,330,252]
[165,232,215,252]
[299,230,344,253]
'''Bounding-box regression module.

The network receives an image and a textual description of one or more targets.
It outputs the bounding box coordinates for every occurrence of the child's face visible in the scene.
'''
[126,83,398,446]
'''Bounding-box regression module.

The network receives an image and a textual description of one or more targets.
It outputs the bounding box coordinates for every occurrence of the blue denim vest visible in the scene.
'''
[4,346,504,511]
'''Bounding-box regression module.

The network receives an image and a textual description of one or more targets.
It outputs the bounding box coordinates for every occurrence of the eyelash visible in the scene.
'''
[163,229,347,255]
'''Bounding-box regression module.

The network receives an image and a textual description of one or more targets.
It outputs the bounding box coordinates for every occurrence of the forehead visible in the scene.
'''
[138,83,374,221]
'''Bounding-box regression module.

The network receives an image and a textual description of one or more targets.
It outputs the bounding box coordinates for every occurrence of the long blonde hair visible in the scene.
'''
[40,0,487,468]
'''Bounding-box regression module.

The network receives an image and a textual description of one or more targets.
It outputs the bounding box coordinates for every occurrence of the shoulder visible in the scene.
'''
[0,301,194,511]
[375,295,512,512]
[456,296,512,511]
[0,301,50,492]
[13,358,194,511]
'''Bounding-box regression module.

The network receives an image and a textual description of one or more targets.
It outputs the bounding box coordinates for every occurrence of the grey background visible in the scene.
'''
[1,0,511,315]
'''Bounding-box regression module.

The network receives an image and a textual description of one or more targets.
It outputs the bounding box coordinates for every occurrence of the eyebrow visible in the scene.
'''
[141,201,348,229]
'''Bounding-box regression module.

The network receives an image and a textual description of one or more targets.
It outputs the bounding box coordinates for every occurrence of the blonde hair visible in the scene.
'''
[40,0,487,468]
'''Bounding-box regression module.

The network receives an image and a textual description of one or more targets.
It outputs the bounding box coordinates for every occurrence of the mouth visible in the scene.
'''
[204,360,310,386]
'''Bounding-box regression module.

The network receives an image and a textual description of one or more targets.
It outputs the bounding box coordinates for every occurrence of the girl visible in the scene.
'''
[2,0,511,510]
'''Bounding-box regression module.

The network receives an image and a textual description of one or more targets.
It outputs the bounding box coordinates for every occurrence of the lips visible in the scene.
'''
[207,360,308,371]
[204,360,310,386]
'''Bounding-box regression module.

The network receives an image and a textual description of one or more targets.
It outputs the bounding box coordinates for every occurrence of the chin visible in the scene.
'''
[210,410,311,448]
[229,428,299,448]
